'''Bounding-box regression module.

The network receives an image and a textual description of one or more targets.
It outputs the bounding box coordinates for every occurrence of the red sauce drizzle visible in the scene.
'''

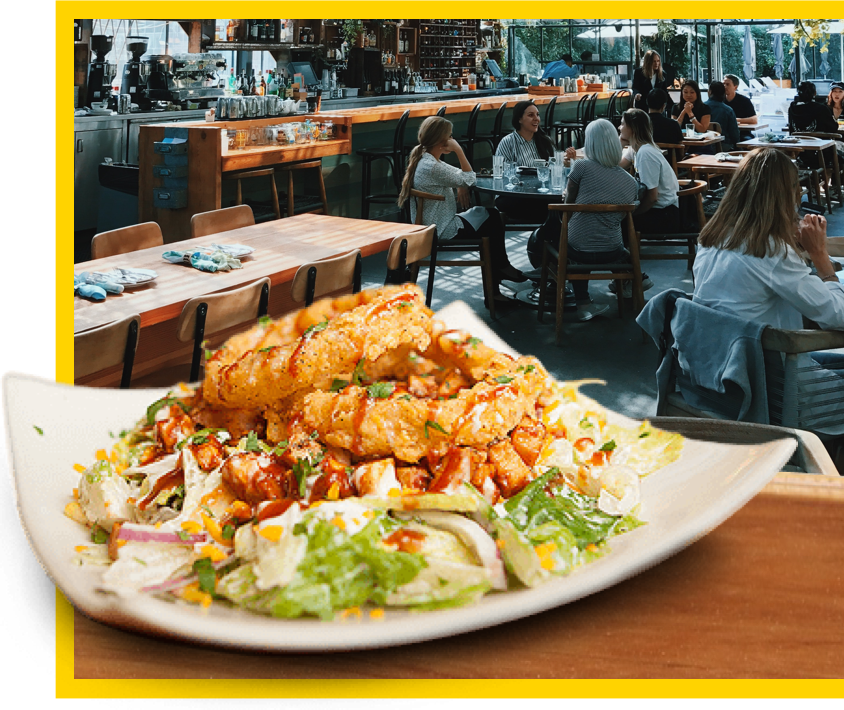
[366,293,416,321]
[383,528,426,553]
[451,384,512,439]
[256,498,295,523]
[351,392,372,457]
[428,445,467,493]
[137,469,184,511]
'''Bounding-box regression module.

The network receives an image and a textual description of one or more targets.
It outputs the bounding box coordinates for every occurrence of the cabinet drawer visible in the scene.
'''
[153,138,188,155]
[153,164,188,178]
[153,187,187,209]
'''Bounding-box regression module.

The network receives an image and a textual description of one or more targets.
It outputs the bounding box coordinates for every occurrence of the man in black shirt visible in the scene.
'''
[723,74,757,139]
[647,88,684,144]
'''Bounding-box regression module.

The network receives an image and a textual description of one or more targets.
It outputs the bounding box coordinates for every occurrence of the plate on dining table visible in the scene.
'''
[3,301,797,652]
[210,243,255,259]
[99,268,158,287]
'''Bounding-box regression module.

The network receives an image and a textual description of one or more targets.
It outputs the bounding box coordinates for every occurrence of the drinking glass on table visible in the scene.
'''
[685,124,695,138]
[504,161,517,189]
[493,155,504,179]
[550,161,564,191]
[537,165,551,193]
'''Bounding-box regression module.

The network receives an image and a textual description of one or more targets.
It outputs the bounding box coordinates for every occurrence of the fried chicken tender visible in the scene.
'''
[424,327,518,383]
[202,284,432,410]
[302,356,548,463]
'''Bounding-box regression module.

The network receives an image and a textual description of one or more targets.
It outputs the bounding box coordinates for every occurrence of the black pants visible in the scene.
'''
[567,245,628,302]
[455,207,514,280]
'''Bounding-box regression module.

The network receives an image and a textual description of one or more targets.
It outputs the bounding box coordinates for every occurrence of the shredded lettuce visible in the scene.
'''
[218,513,427,620]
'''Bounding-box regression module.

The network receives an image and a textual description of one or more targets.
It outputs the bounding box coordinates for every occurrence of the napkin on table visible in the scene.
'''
[162,248,243,272]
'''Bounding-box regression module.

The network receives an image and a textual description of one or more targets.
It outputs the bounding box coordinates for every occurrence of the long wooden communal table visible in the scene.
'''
[70,470,844,680]
[677,153,744,177]
[74,214,425,385]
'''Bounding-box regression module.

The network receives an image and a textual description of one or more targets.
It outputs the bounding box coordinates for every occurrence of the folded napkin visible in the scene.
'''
[715,153,743,163]
[162,248,243,272]
[74,272,124,301]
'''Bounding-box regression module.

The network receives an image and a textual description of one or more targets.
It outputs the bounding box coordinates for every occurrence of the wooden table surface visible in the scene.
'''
[738,136,836,152]
[682,134,724,147]
[72,472,844,680]
[677,154,743,175]
[74,214,423,335]
[74,215,425,384]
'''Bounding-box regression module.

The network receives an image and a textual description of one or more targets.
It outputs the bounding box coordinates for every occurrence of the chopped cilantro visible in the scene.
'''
[367,382,394,399]
[133,557,147,566]
[204,348,215,361]
[579,417,594,429]
[291,458,313,498]
[310,430,319,440]
[424,420,449,439]
[176,428,225,451]
[524,364,536,373]
[90,526,109,545]
[345,466,354,476]
[303,317,330,337]
[258,315,273,327]
[175,530,191,542]
[351,357,367,386]
[467,337,481,348]
[330,378,349,392]
[33,425,43,436]
[258,345,276,353]
[599,440,617,452]
[493,375,514,384]
[222,524,236,540]
[192,558,217,595]
[145,394,189,425]
[244,430,261,452]
[273,441,289,456]
[201,505,215,518]
[399,394,413,401]
[639,431,651,439]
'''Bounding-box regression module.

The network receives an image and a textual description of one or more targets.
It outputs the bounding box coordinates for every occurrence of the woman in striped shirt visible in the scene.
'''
[495,101,562,267]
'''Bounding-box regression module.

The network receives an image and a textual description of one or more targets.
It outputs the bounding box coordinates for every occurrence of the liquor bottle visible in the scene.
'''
[250,20,259,42]
[227,68,236,94]
[260,74,267,96]
[259,20,267,42]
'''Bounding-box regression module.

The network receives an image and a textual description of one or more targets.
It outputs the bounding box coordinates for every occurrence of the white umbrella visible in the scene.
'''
[743,25,756,81]
[575,22,692,40]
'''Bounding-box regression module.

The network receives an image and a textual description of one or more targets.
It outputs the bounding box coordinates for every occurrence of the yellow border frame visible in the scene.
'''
[58,1,844,698]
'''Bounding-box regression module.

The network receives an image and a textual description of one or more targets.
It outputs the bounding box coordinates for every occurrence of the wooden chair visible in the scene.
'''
[291,250,362,306]
[276,159,329,217]
[91,222,163,260]
[542,96,559,144]
[708,121,724,152]
[827,236,844,257]
[793,132,841,212]
[190,204,255,239]
[74,314,141,388]
[638,179,708,271]
[657,143,686,177]
[537,203,642,344]
[410,189,497,318]
[223,167,281,222]
[436,105,447,117]
[133,278,271,386]
[383,225,438,306]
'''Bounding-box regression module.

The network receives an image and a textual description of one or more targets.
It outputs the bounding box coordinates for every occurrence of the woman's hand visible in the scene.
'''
[798,214,828,256]
[444,138,463,155]
[684,101,694,115]
[456,186,471,210]
[564,147,577,160]
[634,93,642,102]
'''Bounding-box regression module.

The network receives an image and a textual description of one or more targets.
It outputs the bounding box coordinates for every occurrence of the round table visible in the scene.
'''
[474,175,574,311]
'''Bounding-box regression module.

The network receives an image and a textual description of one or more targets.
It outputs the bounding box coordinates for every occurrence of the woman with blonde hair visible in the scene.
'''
[694,147,844,435]
[632,50,673,112]
[397,116,525,302]
[619,108,680,235]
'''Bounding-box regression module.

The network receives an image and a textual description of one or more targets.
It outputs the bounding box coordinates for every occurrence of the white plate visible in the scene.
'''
[101,268,158,287]
[3,302,796,652]
[210,243,255,258]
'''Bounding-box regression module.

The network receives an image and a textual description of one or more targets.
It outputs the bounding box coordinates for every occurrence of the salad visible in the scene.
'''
[65,285,682,620]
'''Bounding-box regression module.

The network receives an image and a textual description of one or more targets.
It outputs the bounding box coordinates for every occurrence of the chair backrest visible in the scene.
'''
[74,314,141,388]
[91,222,163,260]
[190,205,255,239]
[543,96,558,133]
[677,179,708,231]
[393,109,411,155]
[385,225,437,271]
[656,142,685,176]
[549,203,639,258]
[575,93,590,122]
[586,93,599,122]
[492,101,508,141]
[176,277,271,382]
[465,103,482,139]
[410,189,446,226]
[290,250,362,306]
[827,236,844,257]
[609,89,631,122]
[710,121,722,134]
[436,105,447,117]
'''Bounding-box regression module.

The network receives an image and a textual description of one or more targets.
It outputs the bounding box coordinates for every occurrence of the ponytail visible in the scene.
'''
[397,145,426,208]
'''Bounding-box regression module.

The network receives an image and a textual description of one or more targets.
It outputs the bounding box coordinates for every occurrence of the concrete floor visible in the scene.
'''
[360,201,844,421]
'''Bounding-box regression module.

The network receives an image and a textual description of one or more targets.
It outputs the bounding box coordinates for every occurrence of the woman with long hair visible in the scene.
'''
[397,116,525,303]
[494,100,562,268]
[618,108,680,235]
[632,50,673,112]
[671,79,711,133]
[828,81,844,121]
[559,119,639,320]
[694,147,844,436]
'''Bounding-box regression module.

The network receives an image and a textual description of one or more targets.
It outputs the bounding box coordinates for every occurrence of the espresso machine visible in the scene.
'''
[120,35,150,108]
[85,35,116,107]
[144,53,226,108]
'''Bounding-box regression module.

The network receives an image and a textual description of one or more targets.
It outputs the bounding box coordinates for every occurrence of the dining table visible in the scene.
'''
[74,214,426,385]
[738,135,842,205]
[68,468,844,680]
[676,153,744,177]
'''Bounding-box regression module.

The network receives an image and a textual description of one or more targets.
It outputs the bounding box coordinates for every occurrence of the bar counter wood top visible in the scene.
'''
[71,472,844,680]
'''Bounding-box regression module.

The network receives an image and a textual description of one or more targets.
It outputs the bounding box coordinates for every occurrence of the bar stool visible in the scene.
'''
[553,93,591,149]
[277,159,329,216]
[357,109,411,219]
[599,89,632,128]
[436,105,447,117]
[474,100,509,152]
[542,96,559,145]
[457,103,485,164]
[223,167,281,223]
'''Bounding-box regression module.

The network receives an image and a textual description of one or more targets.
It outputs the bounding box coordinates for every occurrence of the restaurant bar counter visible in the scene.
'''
[136,90,613,241]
